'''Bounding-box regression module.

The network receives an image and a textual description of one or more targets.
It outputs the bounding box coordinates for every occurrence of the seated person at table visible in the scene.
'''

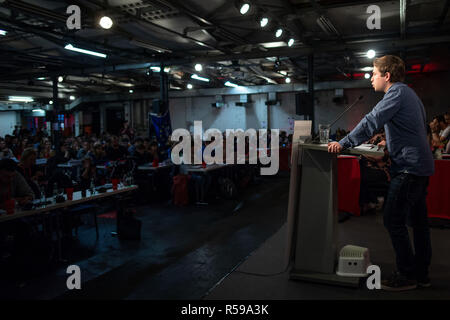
[17,148,43,199]
[148,141,161,163]
[106,136,128,161]
[87,142,107,164]
[38,139,52,159]
[133,144,150,166]
[279,131,289,147]
[0,139,14,159]
[0,159,34,208]
[430,115,449,150]
[77,141,91,159]
[79,156,96,190]
[128,137,144,157]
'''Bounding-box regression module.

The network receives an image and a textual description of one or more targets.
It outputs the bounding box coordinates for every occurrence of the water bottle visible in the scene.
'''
[435,147,443,160]
[90,178,95,196]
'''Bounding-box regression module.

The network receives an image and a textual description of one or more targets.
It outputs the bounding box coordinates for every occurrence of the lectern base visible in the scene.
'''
[290,269,361,288]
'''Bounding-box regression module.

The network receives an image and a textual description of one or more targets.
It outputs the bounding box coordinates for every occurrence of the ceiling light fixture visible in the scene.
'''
[288,38,295,47]
[65,44,107,58]
[260,17,269,28]
[58,76,64,83]
[285,77,291,83]
[187,84,193,89]
[49,100,53,105]
[0,29,6,36]
[275,28,283,38]
[366,49,376,59]
[9,96,34,102]
[236,1,250,15]
[364,73,371,79]
[191,74,210,82]
[99,16,113,29]
[129,89,134,93]
[70,95,76,100]
[225,81,239,88]
[130,39,172,53]
[194,63,203,72]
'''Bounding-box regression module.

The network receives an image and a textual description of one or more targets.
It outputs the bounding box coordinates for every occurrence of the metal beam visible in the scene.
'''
[400,0,407,39]
[436,0,450,29]
[66,79,372,110]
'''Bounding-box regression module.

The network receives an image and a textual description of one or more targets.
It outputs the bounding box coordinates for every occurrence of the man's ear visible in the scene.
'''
[385,71,391,82]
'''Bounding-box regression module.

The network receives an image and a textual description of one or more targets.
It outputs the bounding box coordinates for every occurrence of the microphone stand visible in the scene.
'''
[310,96,363,143]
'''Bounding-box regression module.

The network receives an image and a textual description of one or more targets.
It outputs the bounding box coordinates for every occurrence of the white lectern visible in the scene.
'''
[286,141,383,287]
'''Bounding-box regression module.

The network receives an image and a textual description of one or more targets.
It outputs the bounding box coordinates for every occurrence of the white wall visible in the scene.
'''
[0,111,19,137]
[168,92,301,133]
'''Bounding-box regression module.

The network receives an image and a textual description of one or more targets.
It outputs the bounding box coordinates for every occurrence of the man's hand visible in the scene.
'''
[328,141,343,153]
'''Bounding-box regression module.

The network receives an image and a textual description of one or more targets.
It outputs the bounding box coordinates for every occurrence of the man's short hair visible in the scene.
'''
[0,158,18,171]
[373,55,405,83]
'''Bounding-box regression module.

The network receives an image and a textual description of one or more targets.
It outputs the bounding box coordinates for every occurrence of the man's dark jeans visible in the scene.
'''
[383,172,432,280]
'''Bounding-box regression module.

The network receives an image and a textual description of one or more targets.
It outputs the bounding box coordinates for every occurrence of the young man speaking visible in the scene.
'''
[328,55,434,291]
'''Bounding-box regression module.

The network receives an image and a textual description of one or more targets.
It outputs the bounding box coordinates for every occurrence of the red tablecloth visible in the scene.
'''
[427,160,450,219]
[279,147,291,171]
[337,156,361,216]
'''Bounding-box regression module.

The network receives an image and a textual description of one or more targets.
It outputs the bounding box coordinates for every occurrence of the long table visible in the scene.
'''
[337,157,450,219]
[0,185,138,223]
[427,159,450,219]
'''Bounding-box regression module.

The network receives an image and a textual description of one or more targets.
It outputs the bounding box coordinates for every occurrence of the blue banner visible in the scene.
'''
[150,110,172,149]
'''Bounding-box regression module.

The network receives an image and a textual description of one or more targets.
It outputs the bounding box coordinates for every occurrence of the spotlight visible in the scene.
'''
[187,84,193,89]
[129,89,134,93]
[288,38,295,47]
[275,28,283,38]
[99,16,113,29]
[69,95,76,101]
[236,1,250,15]
[260,17,269,28]
[58,76,64,83]
[285,77,291,84]
[194,63,203,72]
[364,73,370,79]
[49,100,53,105]
[367,49,376,59]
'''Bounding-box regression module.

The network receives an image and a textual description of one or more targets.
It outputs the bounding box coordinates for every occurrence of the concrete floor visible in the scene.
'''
[205,214,450,300]
[0,174,289,300]
[1,172,449,300]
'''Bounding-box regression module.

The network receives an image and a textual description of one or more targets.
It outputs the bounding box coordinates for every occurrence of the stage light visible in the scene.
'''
[275,28,283,38]
[187,83,193,89]
[194,63,203,72]
[364,73,370,79]
[0,29,6,36]
[288,38,295,47]
[260,17,269,28]
[49,100,53,105]
[236,1,250,15]
[58,76,64,83]
[70,95,76,100]
[99,16,113,29]
[129,89,134,93]
[367,49,376,59]
[285,77,291,83]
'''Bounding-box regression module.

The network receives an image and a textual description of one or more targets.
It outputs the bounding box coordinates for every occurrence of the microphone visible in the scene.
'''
[311,95,363,143]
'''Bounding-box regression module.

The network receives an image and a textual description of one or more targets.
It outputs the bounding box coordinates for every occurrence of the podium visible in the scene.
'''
[285,142,384,287]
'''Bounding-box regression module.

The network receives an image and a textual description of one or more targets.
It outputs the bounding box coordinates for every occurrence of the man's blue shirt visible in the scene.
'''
[339,82,434,176]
